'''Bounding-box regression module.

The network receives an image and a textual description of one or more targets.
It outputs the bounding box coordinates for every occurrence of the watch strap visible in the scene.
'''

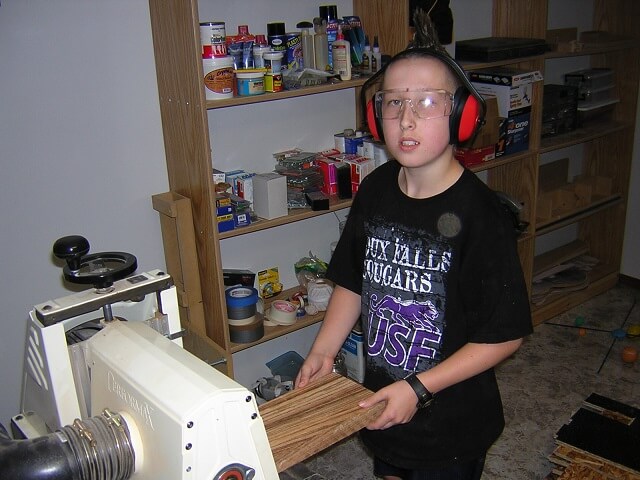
[404,373,434,409]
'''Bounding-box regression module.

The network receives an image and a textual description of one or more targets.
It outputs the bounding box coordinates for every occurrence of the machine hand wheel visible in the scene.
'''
[53,235,137,289]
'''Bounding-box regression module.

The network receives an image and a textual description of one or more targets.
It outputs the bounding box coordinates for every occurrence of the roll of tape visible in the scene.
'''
[307,279,333,311]
[265,300,297,326]
[228,315,256,327]
[226,286,258,320]
[229,314,264,344]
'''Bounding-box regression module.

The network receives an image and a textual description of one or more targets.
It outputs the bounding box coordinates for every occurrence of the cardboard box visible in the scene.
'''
[454,144,496,167]
[316,157,339,196]
[498,108,531,156]
[467,95,501,149]
[216,213,235,233]
[470,68,542,156]
[252,172,288,220]
[470,68,542,116]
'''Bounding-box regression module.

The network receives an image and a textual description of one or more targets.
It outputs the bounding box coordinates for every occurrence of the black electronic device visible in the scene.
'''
[542,84,578,138]
[455,37,548,62]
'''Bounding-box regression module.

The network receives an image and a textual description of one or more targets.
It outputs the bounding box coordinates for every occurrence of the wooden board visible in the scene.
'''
[259,372,384,472]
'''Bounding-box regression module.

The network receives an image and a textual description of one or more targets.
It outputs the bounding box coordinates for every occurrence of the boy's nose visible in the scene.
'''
[399,101,417,129]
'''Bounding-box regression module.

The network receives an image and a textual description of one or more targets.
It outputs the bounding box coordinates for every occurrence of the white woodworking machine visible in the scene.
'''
[1,236,279,480]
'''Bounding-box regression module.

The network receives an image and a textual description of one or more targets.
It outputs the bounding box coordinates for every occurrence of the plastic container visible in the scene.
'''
[577,98,619,125]
[263,51,284,73]
[202,55,234,100]
[580,84,616,105]
[236,70,265,96]
[331,26,351,80]
[564,68,614,93]
[252,35,270,68]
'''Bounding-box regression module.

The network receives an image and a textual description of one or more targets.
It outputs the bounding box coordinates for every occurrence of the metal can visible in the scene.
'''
[200,21,226,57]
[264,73,283,92]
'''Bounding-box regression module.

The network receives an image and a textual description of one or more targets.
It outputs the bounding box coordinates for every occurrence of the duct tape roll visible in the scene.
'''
[226,286,258,320]
[307,279,333,311]
[264,300,298,326]
[229,313,265,343]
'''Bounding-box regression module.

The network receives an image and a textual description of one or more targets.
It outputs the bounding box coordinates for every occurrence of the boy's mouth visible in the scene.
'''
[401,139,420,146]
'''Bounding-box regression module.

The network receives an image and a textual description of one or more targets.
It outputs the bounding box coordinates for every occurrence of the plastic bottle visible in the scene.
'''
[361,35,372,74]
[297,21,315,69]
[252,34,270,68]
[332,26,351,80]
[313,17,329,71]
[372,35,382,73]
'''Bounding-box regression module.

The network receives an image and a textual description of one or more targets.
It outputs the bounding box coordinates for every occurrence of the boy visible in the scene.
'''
[296,46,533,479]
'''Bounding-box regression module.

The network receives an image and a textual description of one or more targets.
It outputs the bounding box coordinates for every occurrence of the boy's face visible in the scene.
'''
[381,56,455,169]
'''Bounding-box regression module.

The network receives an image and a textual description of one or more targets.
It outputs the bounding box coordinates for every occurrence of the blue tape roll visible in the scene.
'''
[226,286,259,320]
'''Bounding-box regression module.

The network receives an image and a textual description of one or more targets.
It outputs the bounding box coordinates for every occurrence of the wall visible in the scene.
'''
[0,0,168,427]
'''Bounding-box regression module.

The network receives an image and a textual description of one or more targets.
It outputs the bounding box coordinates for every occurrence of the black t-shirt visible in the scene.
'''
[327,160,533,468]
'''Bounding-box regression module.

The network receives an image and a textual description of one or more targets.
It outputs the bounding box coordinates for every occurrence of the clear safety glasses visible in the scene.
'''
[374,89,454,120]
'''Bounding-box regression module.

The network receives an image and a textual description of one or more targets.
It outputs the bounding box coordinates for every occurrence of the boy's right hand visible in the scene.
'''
[294,351,334,389]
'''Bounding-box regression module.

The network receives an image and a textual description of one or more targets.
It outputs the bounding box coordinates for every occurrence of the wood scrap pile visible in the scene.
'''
[532,253,598,306]
[547,393,640,479]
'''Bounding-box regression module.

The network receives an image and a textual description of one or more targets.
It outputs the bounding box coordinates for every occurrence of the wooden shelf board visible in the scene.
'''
[219,196,352,239]
[540,120,631,153]
[229,285,326,353]
[206,77,369,110]
[468,150,534,173]
[459,40,636,72]
[535,194,622,236]
[533,240,589,277]
[531,265,619,325]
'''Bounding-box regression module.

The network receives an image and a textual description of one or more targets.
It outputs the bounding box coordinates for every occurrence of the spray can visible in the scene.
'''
[267,22,287,69]
[285,32,302,71]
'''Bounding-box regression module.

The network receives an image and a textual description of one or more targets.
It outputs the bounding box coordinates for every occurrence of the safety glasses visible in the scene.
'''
[374,89,454,120]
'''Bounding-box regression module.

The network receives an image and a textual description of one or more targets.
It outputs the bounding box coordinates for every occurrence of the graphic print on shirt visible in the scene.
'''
[362,218,452,381]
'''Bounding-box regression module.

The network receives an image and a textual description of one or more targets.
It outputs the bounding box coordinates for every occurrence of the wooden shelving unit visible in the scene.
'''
[148,0,639,374]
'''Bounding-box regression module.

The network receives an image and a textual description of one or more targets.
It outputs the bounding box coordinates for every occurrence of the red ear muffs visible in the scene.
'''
[449,87,483,145]
[366,98,382,141]
[361,48,486,147]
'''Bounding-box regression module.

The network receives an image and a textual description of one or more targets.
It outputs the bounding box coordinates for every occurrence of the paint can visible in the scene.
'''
[200,21,227,57]
[236,70,265,96]
[264,73,283,92]
[202,55,234,100]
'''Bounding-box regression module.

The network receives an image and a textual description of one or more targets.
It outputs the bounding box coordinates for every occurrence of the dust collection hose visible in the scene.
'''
[0,409,135,480]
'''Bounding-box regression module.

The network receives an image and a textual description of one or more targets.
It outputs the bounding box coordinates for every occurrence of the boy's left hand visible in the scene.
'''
[359,380,418,430]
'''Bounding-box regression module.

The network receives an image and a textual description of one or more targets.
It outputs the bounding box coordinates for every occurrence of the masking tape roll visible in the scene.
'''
[227,315,256,327]
[264,300,298,326]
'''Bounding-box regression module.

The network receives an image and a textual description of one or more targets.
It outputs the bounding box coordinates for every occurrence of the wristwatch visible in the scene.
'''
[404,372,435,409]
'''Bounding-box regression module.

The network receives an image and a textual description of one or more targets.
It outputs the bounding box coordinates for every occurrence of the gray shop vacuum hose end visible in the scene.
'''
[0,410,135,480]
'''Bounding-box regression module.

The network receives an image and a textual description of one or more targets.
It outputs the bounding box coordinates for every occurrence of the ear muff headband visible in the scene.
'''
[361,47,486,146]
